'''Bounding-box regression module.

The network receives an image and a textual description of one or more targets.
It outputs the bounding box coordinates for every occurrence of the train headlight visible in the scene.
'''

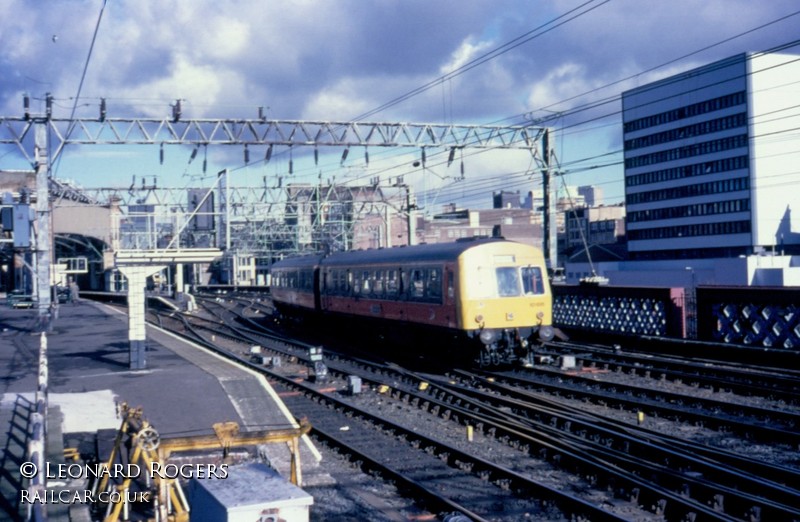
[538,325,555,341]
[479,329,497,345]
[536,311,544,320]
[474,314,484,324]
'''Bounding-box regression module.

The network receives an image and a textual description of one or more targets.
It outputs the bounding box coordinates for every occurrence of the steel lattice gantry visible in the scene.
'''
[0,117,546,164]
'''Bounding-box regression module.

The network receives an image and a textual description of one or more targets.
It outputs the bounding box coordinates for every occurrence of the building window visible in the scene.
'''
[625,156,749,187]
[628,220,751,240]
[628,198,749,222]
[624,91,746,133]
[628,175,749,204]
[624,112,746,151]
[625,135,748,169]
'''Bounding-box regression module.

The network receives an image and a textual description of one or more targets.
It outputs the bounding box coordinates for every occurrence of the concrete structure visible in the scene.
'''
[189,463,313,522]
[622,51,800,261]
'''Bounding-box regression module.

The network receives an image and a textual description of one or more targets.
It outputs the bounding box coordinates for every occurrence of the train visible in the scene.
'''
[269,237,555,366]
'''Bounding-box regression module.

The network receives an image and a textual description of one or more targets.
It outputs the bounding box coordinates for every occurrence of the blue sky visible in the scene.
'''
[1,0,799,211]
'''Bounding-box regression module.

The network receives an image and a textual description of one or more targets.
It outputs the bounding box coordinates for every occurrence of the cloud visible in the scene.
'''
[1,0,799,204]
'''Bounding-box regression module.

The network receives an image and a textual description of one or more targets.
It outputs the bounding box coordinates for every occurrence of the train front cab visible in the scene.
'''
[456,242,553,366]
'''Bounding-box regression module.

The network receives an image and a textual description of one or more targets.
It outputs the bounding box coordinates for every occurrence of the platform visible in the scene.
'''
[0,298,323,521]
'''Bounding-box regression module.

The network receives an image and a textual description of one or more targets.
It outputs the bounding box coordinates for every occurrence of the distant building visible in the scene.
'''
[493,190,521,209]
[577,185,602,207]
[564,204,626,249]
[622,51,800,261]
[423,203,542,247]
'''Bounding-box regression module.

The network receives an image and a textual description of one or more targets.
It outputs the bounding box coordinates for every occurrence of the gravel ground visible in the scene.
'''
[192,306,800,519]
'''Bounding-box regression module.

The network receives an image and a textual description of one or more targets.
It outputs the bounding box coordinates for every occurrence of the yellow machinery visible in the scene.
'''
[96,403,311,522]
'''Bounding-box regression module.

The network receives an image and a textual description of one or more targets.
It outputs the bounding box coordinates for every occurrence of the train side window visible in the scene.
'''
[347,271,354,296]
[496,267,521,297]
[362,270,371,295]
[386,270,399,297]
[521,266,545,295]
[374,270,384,296]
[336,270,345,295]
[409,268,425,300]
[427,267,442,301]
[400,270,407,297]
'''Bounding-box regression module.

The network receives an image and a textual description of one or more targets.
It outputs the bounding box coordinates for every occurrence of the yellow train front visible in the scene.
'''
[271,238,554,366]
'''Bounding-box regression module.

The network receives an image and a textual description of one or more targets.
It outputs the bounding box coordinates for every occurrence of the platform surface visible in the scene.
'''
[0,298,319,521]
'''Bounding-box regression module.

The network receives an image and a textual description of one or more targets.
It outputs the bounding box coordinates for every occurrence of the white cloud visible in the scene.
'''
[526,62,594,110]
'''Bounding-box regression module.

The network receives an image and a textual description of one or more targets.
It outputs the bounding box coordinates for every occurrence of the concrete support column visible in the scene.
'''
[118,265,165,370]
[175,263,184,298]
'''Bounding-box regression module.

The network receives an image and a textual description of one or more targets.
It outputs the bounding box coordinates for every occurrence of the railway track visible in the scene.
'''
[544,340,800,403]
[478,365,800,446]
[146,295,800,521]
[151,300,638,521]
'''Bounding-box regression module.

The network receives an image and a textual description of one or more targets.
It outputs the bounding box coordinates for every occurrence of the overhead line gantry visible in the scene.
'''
[0,116,546,165]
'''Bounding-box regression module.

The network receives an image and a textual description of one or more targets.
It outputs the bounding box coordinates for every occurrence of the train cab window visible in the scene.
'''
[521,266,545,295]
[496,267,521,297]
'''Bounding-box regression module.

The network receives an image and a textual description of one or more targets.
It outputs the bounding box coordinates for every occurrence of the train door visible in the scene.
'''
[445,264,457,328]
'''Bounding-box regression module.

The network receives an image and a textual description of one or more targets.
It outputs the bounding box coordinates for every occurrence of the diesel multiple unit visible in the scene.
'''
[270,238,554,366]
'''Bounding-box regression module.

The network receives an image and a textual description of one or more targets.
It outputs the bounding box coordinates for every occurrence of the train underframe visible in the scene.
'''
[271,302,555,368]
[471,324,556,367]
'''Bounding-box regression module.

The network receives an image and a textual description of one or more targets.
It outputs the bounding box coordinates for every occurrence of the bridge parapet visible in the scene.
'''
[697,286,800,349]
[552,285,685,338]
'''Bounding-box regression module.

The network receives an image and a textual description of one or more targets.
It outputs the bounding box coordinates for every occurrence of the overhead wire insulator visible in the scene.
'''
[314,147,319,166]
[99,98,107,122]
[244,144,250,164]
[364,147,369,166]
[159,143,164,165]
[340,148,349,166]
[23,94,30,121]
[202,144,207,173]
[447,147,456,167]
[189,146,198,163]
[172,99,182,122]
[265,144,273,163]
[421,148,426,167]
